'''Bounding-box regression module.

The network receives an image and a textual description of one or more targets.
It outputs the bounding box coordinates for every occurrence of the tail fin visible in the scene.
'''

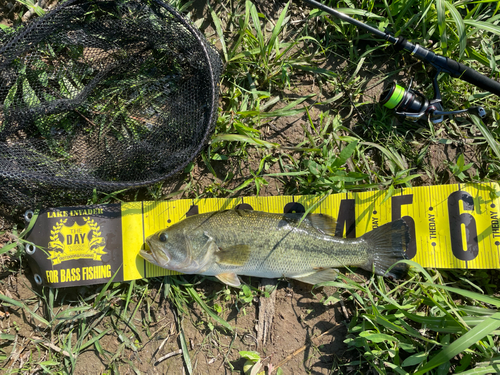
[361,219,410,279]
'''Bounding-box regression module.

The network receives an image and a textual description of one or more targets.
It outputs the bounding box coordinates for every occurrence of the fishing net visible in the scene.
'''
[0,0,222,208]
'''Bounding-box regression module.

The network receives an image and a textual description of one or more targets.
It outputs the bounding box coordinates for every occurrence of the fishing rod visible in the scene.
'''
[302,0,500,123]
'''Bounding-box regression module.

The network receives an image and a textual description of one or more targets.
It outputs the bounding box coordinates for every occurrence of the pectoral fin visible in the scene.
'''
[292,268,339,285]
[216,245,251,266]
[216,272,241,287]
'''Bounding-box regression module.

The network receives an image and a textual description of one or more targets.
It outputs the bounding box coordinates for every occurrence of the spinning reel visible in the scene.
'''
[380,75,487,123]
[301,0,500,123]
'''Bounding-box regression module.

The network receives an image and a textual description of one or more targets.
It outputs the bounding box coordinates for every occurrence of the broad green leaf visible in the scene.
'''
[38,71,48,87]
[359,332,399,343]
[239,351,261,362]
[395,173,422,185]
[307,160,321,176]
[333,141,358,167]
[4,81,18,110]
[382,184,395,204]
[22,78,40,106]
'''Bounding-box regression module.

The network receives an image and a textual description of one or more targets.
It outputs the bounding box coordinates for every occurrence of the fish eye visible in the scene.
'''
[159,233,168,242]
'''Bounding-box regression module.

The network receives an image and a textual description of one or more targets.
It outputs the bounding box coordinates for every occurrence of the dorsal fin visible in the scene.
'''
[308,214,337,236]
[283,213,338,236]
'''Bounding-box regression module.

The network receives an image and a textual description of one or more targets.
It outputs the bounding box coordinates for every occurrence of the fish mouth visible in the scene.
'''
[140,239,170,267]
[139,246,156,263]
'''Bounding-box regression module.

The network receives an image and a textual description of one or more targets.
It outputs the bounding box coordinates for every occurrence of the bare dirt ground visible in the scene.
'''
[2,266,357,374]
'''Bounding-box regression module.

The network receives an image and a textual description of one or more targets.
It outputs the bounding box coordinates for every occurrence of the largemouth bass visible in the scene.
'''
[140,210,409,287]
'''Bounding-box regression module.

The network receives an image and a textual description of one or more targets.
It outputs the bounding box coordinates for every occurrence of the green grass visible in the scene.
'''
[199,0,500,199]
[316,263,500,374]
[1,0,500,374]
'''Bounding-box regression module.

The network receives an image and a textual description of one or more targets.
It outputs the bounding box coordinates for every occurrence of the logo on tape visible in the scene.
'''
[48,218,106,265]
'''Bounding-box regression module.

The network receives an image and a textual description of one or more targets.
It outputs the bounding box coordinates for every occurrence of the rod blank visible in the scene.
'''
[301,0,500,96]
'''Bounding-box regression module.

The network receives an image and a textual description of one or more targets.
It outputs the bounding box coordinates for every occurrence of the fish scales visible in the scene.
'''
[141,209,410,286]
[175,210,368,275]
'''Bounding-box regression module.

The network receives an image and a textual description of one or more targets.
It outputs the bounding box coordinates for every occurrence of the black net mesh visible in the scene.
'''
[0,0,222,208]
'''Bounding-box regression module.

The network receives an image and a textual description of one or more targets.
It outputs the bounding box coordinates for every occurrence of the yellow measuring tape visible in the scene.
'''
[122,182,500,282]
[25,182,500,287]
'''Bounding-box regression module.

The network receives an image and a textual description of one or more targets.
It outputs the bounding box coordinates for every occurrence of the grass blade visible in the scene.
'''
[211,134,279,149]
[436,0,447,51]
[79,328,111,352]
[248,1,264,52]
[361,142,406,170]
[332,140,358,167]
[0,242,19,255]
[185,285,233,331]
[415,312,500,374]
[471,114,500,160]
[422,283,500,308]
[209,4,227,62]
[457,366,500,375]
[177,315,193,375]
[313,8,384,19]
[93,266,121,308]
[464,19,500,36]
[0,292,24,308]
[445,1,466,58]
[0,293,50,327]
[267,2,290,56]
